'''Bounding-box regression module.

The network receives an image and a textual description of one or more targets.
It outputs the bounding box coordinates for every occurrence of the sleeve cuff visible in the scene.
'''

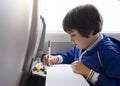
[56,55,63,64]
[86,69,99,85]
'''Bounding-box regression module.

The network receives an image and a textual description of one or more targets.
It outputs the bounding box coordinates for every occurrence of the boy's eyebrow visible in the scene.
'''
[70,32,75,35]
[67,30,74,34]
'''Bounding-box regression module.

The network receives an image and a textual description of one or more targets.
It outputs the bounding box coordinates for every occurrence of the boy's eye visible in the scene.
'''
[71,34,75,37]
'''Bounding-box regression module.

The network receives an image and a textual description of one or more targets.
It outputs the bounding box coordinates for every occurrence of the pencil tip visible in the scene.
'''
[48,40,51,47]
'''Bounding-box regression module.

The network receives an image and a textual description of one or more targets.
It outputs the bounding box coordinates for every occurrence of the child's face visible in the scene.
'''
[67,29,98,50]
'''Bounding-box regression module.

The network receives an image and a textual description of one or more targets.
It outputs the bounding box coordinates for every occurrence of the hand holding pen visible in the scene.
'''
[42,55,59,65]
[42,40,59,65]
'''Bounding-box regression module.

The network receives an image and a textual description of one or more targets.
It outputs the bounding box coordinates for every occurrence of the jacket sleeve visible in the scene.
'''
[95,74,120,86]
[57,46,80,64]
[94,50,120,86]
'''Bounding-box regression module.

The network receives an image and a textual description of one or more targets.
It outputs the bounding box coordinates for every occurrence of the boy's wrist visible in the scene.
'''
[56,55,63,64]
[84,68,91,78]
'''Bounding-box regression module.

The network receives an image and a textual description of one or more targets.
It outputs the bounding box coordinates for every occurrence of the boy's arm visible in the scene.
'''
[88,51,120,86]
[86,70,120,86]
[57,46,80,64]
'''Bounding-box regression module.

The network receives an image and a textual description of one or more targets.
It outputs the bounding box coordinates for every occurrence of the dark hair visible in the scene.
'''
[62,4,103,38]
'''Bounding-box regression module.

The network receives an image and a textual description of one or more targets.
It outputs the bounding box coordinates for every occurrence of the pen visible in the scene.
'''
[48,40,51,66]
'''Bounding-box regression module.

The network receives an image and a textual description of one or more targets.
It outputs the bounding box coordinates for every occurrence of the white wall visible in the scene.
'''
[39,0,120,33]
[0,0,32,86]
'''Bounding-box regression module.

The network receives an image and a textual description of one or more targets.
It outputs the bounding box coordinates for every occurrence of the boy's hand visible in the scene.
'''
[42,54,59,65]
[72,61,90,78]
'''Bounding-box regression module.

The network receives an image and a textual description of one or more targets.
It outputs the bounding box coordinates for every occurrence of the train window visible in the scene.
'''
[39,0,120,33]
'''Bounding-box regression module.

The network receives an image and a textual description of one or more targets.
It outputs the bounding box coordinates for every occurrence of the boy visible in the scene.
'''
[43,4,120,86]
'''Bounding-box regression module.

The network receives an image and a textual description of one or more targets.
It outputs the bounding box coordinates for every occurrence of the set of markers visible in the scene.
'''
[34,63,47,74]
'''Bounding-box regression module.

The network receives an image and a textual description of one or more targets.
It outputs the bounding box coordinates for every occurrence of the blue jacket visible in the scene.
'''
[57,34,120,86]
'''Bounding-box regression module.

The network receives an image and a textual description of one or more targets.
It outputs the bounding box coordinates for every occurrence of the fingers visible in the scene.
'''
[49,56,59,65]
[42,54,59,66]
[71,61,90,77]
[71,61,84,74]
[42,54,49,65]
[71,61,78,72]
[71,61,79,68]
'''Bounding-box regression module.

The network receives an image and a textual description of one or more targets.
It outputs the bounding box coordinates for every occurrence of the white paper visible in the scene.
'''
[46,64,90,86]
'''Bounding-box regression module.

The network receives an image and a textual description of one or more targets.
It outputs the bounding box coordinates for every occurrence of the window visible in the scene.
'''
[39,0,120,33]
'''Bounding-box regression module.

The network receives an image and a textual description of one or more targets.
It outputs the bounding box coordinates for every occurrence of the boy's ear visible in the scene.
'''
[88,31,95,38]
[90,30,95,35]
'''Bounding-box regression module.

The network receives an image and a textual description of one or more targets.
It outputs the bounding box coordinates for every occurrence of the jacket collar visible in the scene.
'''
[80,33,104,58]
